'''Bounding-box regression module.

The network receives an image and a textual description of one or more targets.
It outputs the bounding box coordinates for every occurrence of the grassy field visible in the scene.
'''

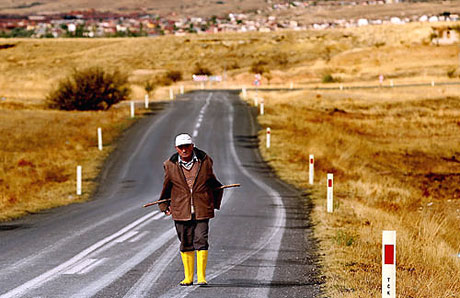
[1,21,460,295]
[250,84,460,296]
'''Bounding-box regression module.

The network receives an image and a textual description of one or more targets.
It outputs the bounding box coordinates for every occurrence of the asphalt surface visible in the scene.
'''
[0,90,322,298]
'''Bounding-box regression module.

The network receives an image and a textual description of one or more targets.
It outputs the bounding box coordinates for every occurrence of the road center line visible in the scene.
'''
[159,93,286,298]
[192,93,212,138]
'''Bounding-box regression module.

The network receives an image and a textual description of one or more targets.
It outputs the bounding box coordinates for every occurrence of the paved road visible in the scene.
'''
[0,91,321,298]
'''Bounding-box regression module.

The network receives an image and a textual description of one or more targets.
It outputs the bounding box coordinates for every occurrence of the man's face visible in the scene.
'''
[176,144,194,160]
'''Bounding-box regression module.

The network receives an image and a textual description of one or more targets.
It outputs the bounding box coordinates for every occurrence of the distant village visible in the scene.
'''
[0,0,459,38]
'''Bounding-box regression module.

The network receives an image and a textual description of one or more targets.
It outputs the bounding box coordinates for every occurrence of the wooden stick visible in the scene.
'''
[143,199,170,208]
[142,184,240,208]
[216,183,240,190]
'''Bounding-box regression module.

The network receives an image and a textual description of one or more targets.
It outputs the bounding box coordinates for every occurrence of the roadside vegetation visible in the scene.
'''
[250,86,460,296]
[1,20,460,296]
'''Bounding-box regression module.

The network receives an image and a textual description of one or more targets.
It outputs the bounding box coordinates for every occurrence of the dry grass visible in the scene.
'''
[1,20,460,295]
[0,103,148,221]
[1,22,457,102]
[249,85,460,297]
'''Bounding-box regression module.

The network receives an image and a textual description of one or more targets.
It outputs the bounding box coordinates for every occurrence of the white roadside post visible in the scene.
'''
[180,85,184,95]
[339,84,343,91]
[76,165,82,195]
[309,154,314,185]
[242,87,247,99]
[327,173,333,213]
[260,99,264,115]
[290,82,294,89]
[266,127,271,149]
[382,231,396,298]
[169,87,174,100]
[97,127,102,151]
[130,101,135,118]
[144,94,149,109]
[431,80,435,87]
[200,82,204,90]
[390,80,394,88]
[254,97,258,107]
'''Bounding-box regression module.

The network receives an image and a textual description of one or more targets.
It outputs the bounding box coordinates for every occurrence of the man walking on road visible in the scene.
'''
[158,133,223,286]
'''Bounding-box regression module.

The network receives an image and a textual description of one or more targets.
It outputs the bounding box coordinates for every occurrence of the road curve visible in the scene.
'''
[0,90,321,298]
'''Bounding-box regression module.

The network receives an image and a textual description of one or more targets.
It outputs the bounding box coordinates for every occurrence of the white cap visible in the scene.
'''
[175,133,193,147]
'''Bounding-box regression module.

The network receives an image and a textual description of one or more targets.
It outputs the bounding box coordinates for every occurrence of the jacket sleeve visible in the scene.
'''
[206,158,224,210]
[158,164,172,212]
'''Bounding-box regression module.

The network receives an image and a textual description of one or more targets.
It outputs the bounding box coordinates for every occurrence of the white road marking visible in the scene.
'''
[0,211,161,298]
[159,94,286,298]
[192,93,212,138]
[129,231,149,243]
[123,241,178,298]
[63,259,99,275]
[69,229,176,298]
[79,258,107,275]
[114,231,139,243]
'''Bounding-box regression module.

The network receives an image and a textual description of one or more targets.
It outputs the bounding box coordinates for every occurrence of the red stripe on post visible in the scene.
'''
[328,179,332,187]
[310,158,314,164]
[384,245,394,264]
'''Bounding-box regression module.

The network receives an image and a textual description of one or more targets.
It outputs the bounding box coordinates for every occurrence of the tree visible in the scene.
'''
[47,67,131,111]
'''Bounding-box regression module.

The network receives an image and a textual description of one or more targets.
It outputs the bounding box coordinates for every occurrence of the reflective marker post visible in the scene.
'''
[144,94,149,109]
[309,154,314,185]
[97,127,102,151]
[382,231,396,298]
[266,127,271,149]
[260,99,264,115]
[130,101,135,118]
[76,166,82,195]
[327,173,333,213]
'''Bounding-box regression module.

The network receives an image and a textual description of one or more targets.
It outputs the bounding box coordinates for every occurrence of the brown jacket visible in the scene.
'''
[158,148,223,221]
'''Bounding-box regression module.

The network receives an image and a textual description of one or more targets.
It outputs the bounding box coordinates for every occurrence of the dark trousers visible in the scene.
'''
[174,217,209,252]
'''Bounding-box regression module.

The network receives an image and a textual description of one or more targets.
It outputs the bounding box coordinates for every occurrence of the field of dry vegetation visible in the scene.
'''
[1,20,460,296]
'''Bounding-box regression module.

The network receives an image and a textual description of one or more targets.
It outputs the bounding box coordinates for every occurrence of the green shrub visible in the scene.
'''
[165,70,182,82]
[250,60,269,75]
[447,68,457,78]
[47,67,130,111]
[193,63,212,76]
[144,80,156,95]
[335,230,355,247]
[322,73,337,83]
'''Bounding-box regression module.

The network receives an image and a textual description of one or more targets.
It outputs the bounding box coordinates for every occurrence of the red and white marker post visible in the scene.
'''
[309,154,314,185]
[260,98,264,115]
[97,127,102,151]
[76,165,82,195]
[327,173,333,213]
[382,230,396,298]
[266,127,271,149]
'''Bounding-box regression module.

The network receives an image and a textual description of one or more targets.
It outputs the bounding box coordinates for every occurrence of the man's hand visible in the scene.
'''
[164,207,171,216]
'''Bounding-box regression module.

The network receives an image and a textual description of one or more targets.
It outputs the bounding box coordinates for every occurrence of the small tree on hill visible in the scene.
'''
[47,67,131,111]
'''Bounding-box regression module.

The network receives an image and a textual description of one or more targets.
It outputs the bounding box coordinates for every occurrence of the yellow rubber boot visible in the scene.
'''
[180,251,195,286]
[196,250,208,285]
